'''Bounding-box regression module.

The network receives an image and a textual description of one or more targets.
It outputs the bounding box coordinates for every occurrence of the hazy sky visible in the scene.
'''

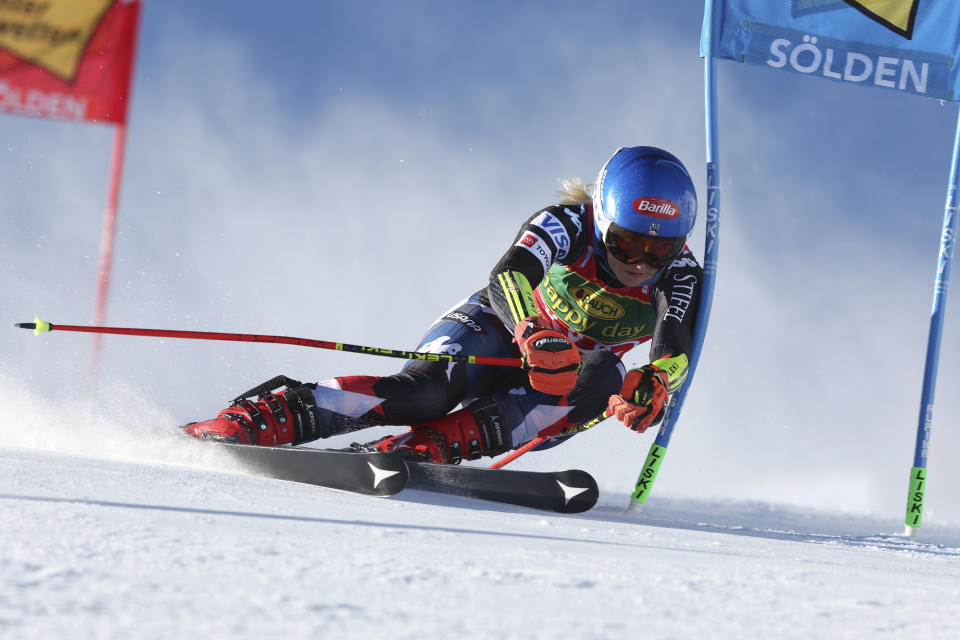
[2,1,958,523]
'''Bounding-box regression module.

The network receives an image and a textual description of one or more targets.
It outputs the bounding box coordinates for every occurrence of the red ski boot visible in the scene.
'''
[181,377,322,446]
[365,400,510,464]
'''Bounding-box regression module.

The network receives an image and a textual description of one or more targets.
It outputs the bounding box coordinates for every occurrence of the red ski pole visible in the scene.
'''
[489,409,612,469]
[14,317,523,368]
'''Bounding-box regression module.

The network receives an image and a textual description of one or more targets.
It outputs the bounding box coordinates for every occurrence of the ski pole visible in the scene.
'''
[14,317,523,368]
[489,409,612,469]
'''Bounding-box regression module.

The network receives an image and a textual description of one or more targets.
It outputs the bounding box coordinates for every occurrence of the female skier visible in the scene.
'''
[182,146,702,464]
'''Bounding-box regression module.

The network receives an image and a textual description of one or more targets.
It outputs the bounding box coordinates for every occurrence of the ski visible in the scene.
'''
[194,442,409,496]
[182,439,595,510]
[404,461,599,513]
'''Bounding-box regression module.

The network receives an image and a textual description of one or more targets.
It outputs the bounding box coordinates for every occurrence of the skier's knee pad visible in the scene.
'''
[565,349,625,422]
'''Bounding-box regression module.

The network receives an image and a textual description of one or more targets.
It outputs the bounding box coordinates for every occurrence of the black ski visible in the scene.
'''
[182,439,595,510]
[197,442,408,496]
[404,461,599,513]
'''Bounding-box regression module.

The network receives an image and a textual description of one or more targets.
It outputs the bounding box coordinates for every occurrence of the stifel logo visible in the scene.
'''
[843,0,918,40]
[632,197,679,220]
[0,0,114,82]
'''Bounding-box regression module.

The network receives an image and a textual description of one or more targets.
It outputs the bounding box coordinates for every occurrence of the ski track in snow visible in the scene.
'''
[3,440,960,640]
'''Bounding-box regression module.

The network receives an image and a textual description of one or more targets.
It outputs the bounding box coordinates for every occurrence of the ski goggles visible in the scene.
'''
[603,224,686,268]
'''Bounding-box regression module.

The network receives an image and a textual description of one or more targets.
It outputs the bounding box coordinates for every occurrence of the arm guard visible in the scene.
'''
[650,353,689,393]
[490,270,540,326]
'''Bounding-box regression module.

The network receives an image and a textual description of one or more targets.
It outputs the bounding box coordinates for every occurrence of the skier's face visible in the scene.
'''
[606,252,659,286]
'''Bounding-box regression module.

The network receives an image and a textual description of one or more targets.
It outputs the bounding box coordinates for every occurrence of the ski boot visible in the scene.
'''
[181,376,325,445]
[360,399,511,464]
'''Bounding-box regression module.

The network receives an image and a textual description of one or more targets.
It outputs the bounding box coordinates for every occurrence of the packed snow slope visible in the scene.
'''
[3,427,960,638]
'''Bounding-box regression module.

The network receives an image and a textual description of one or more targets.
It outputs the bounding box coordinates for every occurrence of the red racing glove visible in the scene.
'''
[513,316,581,396]
[608,364,670,433]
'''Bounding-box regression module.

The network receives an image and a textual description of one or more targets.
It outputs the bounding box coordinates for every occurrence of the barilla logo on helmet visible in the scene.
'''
[632,197,680,219]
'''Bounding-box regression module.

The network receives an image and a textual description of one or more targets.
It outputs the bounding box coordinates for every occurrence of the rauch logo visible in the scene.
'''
[571,285,625,320]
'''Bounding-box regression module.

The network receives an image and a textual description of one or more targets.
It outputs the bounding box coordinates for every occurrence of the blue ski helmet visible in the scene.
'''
[593,146,697,243]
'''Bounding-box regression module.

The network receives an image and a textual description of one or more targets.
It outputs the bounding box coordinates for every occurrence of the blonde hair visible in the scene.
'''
[556,177,593,205]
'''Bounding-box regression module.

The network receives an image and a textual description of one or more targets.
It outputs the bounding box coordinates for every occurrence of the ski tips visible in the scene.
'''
[14,317,51,336]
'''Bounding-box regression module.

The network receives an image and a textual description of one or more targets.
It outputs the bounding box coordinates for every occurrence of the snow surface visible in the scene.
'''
[3,377,960,639]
